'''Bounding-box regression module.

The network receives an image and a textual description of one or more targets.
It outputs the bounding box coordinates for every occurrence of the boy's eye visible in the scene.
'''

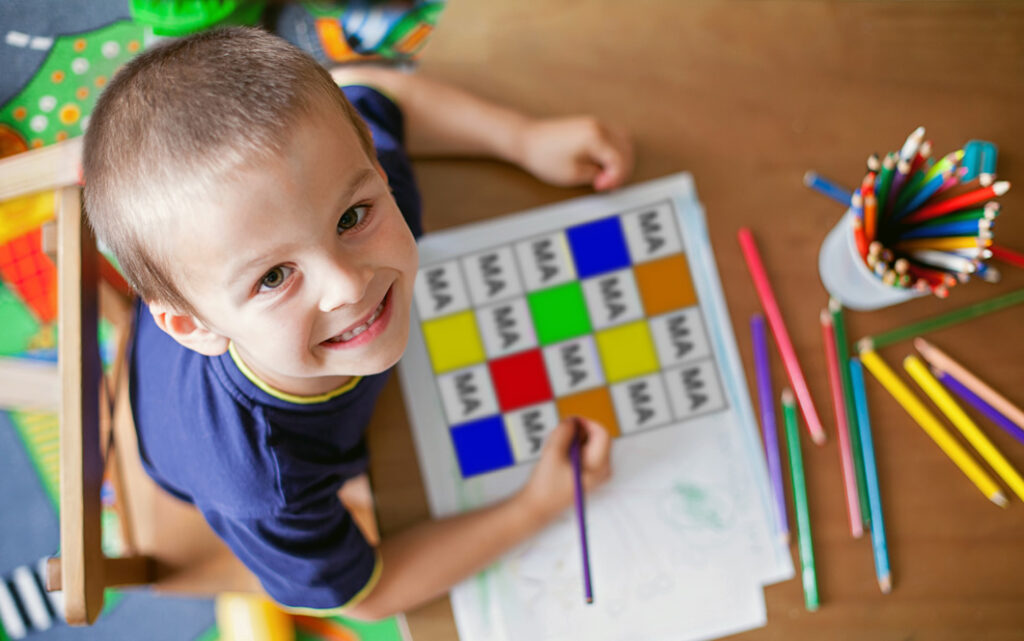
[258,265,294,292]
[337,205,370,233]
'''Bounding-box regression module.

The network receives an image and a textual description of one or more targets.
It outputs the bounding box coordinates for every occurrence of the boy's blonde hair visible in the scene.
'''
[84,27,375,317]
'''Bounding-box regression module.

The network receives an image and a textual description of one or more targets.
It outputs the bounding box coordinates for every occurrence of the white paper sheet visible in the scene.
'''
[398,174,793,641]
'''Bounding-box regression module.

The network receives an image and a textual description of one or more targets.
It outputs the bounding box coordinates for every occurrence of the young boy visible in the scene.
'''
[83,27,629,619]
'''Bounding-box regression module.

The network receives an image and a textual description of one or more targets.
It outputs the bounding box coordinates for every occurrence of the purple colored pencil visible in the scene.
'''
[570,419,594,604]
[935,368,1024,447]
[751,314,790,542]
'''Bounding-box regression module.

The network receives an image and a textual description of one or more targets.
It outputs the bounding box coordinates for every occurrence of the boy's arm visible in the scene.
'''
[330,67,634,191]
[344,416,611,621]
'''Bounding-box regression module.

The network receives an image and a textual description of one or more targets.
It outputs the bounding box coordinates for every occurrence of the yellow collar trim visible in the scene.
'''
[228,342,361,404]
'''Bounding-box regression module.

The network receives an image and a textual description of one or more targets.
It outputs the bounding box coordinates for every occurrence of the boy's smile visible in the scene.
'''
[163,102,419,397]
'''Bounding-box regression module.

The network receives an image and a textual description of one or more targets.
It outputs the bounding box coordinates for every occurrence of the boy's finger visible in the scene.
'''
[576,417,612,466]
[544,417,579,454]
[588,133,632,190]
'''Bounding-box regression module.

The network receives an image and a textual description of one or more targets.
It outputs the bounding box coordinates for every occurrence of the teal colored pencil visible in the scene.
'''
[782,389,819,611]
[829,298,869,530]
[849,357,892,594]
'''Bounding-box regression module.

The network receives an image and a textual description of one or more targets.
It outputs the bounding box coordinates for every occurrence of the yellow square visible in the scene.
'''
[422,311,486,374]
[595,321,659,383]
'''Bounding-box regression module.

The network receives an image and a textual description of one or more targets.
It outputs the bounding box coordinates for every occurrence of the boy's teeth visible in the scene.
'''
[331,300,385,343]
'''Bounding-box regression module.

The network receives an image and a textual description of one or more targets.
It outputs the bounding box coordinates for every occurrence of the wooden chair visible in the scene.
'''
[2,138,382,627]
[1,138,265,625]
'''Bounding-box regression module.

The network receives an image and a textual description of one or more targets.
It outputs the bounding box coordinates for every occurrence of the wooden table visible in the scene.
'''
[366,2,1024,639]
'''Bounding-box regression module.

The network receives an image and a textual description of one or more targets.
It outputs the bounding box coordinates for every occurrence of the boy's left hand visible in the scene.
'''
[519,116,634,191]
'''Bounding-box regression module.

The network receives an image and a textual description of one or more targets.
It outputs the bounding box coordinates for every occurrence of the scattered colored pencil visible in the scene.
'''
[848,357,891,594]
[829,298,870,528]
[914,338,1024,432]
[934,368,1024,448]
[863,288,1024,349]
[781,389,819,612]
[904,356,1024,503]
[858,345,1007,507]
[751,314,790,543]
[737,227,826,444]
[820,309,863,537]
[570,418,594,604]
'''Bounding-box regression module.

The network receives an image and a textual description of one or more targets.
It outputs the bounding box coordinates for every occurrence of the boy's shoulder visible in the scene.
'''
[129,301,389,518]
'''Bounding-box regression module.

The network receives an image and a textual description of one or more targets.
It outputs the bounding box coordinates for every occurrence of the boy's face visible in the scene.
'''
[168,105,418,396]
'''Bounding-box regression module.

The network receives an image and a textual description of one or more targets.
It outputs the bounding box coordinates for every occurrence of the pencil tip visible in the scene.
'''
[812,432,826,446]
[781,388,795,405]
[828,297,841,313]
[857,337,874,353]
[879,575,892,594]
[993,492,1009,508]
[993,181,1010,196]
[586,597,594,604]
[819,309,831,325]
[803,170,816,186]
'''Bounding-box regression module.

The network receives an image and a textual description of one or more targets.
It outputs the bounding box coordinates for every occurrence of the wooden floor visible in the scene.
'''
[366,2,1024,639]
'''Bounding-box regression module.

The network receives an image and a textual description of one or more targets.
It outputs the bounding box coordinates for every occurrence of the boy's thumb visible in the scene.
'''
[546,417,579,453]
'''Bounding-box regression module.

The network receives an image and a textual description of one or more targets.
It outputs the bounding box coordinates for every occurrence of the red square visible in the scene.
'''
[489,349,553,412]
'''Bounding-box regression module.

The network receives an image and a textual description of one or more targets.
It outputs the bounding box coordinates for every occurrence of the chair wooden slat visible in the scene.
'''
[57,185,105,625]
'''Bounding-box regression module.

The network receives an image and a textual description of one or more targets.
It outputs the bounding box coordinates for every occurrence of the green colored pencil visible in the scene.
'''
[875,152,896,218]
[864,288,1024,349]
[908,205,997,228]
[782,389,819,612]
[829,298,870,529]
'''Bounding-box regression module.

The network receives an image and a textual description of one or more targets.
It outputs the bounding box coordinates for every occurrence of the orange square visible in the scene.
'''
[556,387,620,438]
[634,253,696,316]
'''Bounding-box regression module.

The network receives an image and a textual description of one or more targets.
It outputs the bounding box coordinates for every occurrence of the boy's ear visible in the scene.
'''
[148,302,229,356]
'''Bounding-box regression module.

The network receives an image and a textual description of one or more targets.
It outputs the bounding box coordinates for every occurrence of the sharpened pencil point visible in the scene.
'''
[879,574,892,594]
[803,170,816,186]
[992,491,1008,508]
[857,338,875,354]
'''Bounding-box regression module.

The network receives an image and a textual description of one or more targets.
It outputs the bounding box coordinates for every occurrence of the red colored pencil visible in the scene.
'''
[991,245,1024,269]
[820,310,864,538]
[902,182,1010,224]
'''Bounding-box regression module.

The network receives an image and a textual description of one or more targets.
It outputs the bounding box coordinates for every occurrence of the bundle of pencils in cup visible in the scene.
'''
[806,127,1010,298]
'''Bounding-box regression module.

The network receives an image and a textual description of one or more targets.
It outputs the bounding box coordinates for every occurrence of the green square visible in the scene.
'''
[527,282,592,345]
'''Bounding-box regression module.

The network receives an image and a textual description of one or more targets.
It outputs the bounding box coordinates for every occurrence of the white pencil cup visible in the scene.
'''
[818,209,925,310]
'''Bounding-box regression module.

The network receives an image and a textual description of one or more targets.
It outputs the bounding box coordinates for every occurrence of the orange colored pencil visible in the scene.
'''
[864,193,878,243]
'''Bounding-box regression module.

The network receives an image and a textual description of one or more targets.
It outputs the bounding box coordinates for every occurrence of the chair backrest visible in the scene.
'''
[1,140,263,626]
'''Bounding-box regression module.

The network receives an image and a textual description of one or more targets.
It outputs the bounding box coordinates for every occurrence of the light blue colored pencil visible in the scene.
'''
[849,357,892,594]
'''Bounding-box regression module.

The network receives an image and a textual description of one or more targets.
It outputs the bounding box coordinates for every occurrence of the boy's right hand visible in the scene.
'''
[518,417,612,524]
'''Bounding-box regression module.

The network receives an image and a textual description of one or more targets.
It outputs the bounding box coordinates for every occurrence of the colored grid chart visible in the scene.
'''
[413,201,728,477]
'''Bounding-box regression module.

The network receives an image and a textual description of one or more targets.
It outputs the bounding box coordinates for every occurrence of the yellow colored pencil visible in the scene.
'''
[904,356,1024,503]
[894,237,993,252]
[857,345,1007,506]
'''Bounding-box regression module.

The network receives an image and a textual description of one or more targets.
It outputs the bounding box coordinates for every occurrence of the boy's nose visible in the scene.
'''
[317,257,373,312]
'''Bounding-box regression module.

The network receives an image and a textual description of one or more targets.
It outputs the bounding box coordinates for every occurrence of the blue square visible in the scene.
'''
[566,217,631,278]
[451,416,515,477]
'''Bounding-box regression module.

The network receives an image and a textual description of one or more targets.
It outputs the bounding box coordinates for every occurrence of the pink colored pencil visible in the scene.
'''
[737,228,826,444]
[820,310,864,538]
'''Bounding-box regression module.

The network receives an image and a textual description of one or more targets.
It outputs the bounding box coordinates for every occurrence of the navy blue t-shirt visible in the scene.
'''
[129,86,421,609]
